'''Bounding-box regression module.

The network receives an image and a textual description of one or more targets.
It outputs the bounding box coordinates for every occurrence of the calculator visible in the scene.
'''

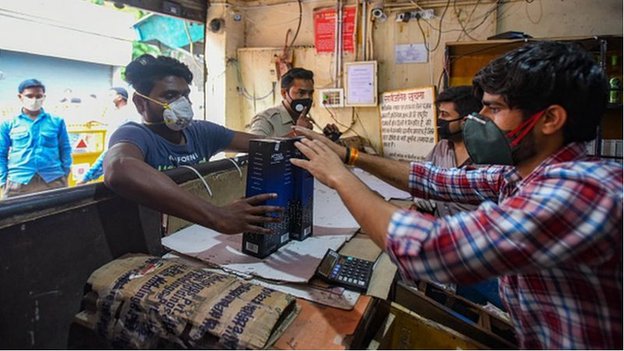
[315,249,375,292]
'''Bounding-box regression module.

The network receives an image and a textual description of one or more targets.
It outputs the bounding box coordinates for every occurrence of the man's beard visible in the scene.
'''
[511,132,538,166]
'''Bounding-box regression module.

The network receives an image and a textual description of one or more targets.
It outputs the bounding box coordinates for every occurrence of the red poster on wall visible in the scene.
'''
[313,6,356,54]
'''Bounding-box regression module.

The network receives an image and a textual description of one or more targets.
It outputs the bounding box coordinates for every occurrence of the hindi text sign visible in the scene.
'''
[380,87,437,161]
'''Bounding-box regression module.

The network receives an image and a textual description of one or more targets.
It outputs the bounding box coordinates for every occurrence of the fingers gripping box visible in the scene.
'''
[289,137,314,241]
[242,139,293,258]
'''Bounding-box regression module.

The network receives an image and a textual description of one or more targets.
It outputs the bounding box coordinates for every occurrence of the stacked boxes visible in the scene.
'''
[289,137,314,241]
[242,139,294,258]
[242,137,314,258]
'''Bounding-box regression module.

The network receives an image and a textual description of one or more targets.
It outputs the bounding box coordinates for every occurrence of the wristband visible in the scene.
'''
[344,147,351,164]
[348,148,359,166]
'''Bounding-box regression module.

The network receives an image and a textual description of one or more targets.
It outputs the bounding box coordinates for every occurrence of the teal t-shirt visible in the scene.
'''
[109,121,234,171]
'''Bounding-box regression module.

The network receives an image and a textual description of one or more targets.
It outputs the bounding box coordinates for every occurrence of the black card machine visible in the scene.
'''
[315,249,375,292]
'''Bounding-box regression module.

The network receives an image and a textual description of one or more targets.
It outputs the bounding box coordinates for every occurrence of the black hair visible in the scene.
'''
[436,85,483,118]
[280,67,314,90]
[124,55,193,95]
[18,79,45,93]
[473,41,608,143]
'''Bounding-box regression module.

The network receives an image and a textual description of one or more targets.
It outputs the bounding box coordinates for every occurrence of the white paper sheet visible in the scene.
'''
[162,224,358,283]
[352,168,411,200]
[313,179,360,228]
[249,279,360,310]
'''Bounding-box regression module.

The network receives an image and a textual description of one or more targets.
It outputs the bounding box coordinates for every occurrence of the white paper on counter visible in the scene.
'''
[313,179,359,228]
[351,168,411,200]
[162,224,358,283]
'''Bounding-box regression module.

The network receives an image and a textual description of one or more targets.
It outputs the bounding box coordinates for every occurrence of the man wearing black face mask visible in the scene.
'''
[248,67,314,137]
[415,86,482,217]
[248,67,341,140]
[104,55,282,235]
[290,41,622,349]
[415,86,502,309]
[429,86,482,167]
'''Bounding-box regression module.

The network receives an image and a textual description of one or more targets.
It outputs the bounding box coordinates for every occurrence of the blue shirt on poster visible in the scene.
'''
[109,121,235,171]
[0,108,72,185]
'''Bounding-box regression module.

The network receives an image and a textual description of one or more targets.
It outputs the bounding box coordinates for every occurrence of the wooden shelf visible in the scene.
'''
[445,36,624,157]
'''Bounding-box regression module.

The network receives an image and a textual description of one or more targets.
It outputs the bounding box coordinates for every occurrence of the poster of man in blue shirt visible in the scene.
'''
[0,79,72,198]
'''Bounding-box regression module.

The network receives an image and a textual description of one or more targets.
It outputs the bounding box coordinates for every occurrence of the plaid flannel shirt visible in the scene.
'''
[386,142,622,349]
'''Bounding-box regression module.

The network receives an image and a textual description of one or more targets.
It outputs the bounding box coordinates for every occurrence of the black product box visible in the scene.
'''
[242,139,293,258]
[288,137,314,240]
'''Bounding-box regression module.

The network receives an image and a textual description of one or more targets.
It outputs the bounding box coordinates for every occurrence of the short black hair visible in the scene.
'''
[473,41,608,143]
[281,68,314,90]
[436,86,482,118]
[124,55,193,95]
[18,79,45,93]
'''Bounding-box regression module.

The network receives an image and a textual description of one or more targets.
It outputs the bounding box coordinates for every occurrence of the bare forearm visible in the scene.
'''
[333,171,398,249]
[352,152,412,192]
[105,157,222,229]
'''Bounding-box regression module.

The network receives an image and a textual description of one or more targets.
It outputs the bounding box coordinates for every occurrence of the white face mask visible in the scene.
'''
[22,97,44,111]
[162,96,194,131]
[137,93,194,131]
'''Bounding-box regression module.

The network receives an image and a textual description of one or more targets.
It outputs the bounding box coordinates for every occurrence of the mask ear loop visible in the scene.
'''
[179,165,213,197]
[134,91,171,109]
[225,158,243,179]
[506,110,545,147]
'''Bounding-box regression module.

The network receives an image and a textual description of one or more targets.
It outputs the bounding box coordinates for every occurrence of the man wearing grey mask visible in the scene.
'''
[0,79,72,198]
[104,55,281,235]
[291,41,621,349]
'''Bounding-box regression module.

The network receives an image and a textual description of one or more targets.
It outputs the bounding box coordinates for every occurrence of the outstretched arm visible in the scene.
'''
[290,138,399,248]
[293,126,411,191]
[226,130,261,153]
[104,142,282,234]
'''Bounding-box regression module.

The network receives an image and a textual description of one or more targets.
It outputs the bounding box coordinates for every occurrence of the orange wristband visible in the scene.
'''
[348,148,359,166]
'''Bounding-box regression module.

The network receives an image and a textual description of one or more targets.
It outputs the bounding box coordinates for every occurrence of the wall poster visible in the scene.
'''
[313,6,356,54]
[379,87,437,161]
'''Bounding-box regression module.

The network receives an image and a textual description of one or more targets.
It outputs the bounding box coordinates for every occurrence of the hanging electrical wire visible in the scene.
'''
[286,0,303,50]
[416,0,450,53]
[230,58,275,101]
[453,0,481,41]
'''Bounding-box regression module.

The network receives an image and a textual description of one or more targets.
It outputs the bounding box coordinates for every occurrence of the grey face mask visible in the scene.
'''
[462,113,514,165]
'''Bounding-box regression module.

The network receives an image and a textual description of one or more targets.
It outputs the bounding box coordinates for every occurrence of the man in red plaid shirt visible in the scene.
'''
[292,41,622,349]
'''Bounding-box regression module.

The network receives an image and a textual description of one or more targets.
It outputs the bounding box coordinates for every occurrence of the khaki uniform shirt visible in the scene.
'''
[247,104,295,137]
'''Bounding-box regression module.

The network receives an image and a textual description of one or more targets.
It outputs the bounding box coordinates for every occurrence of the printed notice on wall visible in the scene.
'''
[380,87,437,161]
[345,61,378,106]
[313,6,356,54]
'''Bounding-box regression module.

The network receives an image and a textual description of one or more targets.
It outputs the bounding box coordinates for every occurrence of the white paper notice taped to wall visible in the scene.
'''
[380,87,437,161]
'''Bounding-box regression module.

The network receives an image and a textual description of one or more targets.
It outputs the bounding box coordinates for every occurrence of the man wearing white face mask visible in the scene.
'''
[0,79,72,198]
[104,55,282,235]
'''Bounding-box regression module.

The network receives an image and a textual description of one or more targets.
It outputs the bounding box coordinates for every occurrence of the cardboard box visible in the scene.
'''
[394,281,517,348]
[242,139,293,258]
[289,137,314,241]
[379,302,486,349]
